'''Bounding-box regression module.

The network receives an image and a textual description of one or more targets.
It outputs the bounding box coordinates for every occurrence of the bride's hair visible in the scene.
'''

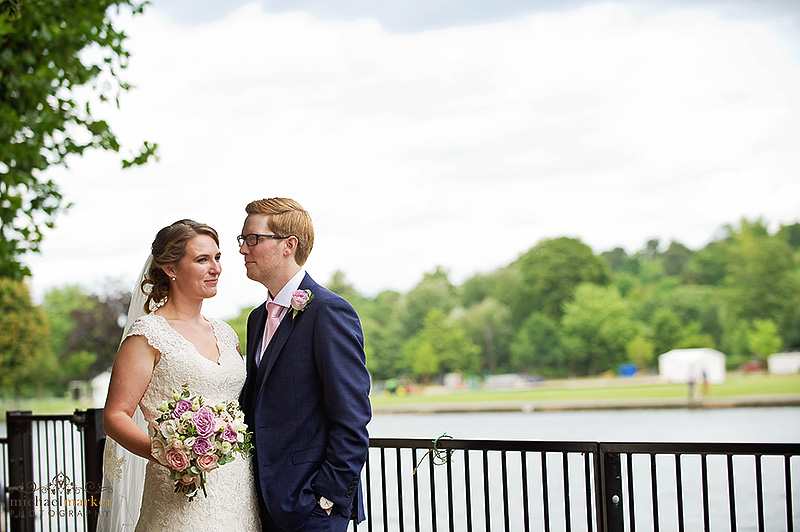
[141,219,219,313]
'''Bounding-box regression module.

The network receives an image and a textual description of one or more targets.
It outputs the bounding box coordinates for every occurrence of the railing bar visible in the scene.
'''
[483,450,491,532]
[701,453,710,532]
[675,454,684,532]
[785,455,793,532]
[464,450,473,532]
[592,446,603,532]
[650,453,659,532]
[755,455,765,532]
[75,424,82,532]
[380,447,388,532]
[412,447,421,532]
[60,420,68,532]
[626,453,636,532]
[429,443,438,532]
[364,449,373,532]
[43,420,50,532]
[542,452,551,532]
[395,447,405,532]
[521,452,530,532]
[726,454,736,532]
[563,452,571,532]
[501,450,510,532]
[446,448,454,532]
[584,452,593,532]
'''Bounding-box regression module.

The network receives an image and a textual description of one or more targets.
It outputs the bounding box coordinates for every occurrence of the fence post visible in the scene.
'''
[72,408,105,532]
[6,411,34,532]
[598,444,624,532]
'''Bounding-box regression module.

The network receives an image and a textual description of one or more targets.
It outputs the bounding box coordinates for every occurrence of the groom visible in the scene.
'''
[239,198,372,532]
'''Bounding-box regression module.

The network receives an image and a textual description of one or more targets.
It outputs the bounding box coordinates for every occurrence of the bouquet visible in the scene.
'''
[150,384,253,499]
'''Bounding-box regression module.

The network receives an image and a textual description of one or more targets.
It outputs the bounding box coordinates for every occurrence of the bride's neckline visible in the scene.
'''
[153,314,222,365]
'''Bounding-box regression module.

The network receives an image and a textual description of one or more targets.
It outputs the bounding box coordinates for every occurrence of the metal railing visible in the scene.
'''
[1,411,104,532]
[3,410,799,532]
[360,437,800,532]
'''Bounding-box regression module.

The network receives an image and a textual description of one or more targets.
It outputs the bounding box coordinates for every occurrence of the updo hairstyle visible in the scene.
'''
[141,219,219,313]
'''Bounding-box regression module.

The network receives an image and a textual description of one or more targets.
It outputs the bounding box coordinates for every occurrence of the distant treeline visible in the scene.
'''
[1,218,798,397]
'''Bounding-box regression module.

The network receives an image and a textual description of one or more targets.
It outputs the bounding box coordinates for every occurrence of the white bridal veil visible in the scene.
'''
[96,256,153,532]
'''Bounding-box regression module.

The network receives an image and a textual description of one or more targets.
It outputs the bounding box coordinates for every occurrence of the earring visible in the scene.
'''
[171,276,176,281]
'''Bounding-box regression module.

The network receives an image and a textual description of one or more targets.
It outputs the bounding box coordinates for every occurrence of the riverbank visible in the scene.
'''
[371,372,800,414]
[2,372,798,417]
[371,393,800,414]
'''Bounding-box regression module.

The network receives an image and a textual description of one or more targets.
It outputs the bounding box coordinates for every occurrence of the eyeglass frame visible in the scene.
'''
[237,233,292,247]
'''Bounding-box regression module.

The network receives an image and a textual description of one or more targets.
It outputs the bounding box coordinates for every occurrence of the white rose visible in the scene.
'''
[160,419,178,440]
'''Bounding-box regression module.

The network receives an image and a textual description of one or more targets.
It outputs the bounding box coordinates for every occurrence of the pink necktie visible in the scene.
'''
[265,302,283,347]
[258,302,283,365]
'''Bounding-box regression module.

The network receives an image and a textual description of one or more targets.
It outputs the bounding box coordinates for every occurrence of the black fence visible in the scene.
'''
[362,437,799,532]
[1,410,798,531]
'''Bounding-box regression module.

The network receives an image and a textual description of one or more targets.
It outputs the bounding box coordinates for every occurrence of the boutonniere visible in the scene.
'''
[290,289,313,318]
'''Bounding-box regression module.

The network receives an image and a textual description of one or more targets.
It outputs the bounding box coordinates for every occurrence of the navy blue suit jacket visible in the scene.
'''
[241,274,372,530]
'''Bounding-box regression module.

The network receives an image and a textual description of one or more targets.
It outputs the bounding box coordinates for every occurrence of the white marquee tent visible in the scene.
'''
[658,348,726,384]
[768,352,800,374]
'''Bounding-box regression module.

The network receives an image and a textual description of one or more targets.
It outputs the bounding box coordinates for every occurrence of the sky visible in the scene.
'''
[25,0,800,320]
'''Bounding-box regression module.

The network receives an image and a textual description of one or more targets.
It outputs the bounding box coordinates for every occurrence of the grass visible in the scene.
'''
[369,372,800,406]
[1,373,798,418]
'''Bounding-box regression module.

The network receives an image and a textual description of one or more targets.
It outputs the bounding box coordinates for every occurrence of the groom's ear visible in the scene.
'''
[282,236,298,258]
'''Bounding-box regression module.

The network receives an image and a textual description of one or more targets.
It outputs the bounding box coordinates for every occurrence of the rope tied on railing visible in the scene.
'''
[413,432,453,475]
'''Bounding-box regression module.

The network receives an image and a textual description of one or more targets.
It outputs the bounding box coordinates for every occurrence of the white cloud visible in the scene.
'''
[27,2,800,319]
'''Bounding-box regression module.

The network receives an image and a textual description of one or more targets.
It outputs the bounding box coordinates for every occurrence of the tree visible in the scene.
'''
[746,319,782,361]
[561,284,636,376]
[509,313,565,377]
[723,219,800,348]
[514,237,610,324]
[627,335,655,369]
[401,308,480,381]
[661,241,693,277]
[453,298,513,374]
[0,0,156,279]
[398,267,457,341]
[360,290,405,381]
[43,282,129,386]
[0,278,55,397]
[649,307,683,356]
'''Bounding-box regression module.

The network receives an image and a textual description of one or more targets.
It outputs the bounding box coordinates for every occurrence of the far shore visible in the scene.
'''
[2,372,799,418]
[371,393,800,414]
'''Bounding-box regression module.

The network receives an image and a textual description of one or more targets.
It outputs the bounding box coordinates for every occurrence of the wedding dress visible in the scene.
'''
[108,313,260,531]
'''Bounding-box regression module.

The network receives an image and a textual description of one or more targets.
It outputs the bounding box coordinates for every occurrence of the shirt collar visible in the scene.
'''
[268,268,306,308]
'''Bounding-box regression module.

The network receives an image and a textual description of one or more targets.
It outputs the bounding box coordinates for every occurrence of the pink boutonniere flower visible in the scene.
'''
[290,289,314,318]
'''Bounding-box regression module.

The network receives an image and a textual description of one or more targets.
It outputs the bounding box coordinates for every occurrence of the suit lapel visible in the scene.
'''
[254,273,315,385]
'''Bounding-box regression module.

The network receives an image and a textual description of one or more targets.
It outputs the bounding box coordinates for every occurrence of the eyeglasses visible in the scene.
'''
[237,233,291,247]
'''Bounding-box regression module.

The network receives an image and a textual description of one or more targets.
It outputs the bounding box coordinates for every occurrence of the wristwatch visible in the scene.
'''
[318,496,334,511]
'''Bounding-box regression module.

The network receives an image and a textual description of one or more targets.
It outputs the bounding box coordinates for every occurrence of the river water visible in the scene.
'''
[366,406,800,442]
[364,407,800,532]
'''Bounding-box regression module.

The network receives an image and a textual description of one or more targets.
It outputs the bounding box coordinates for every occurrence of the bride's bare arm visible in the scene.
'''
[103,335,159,461]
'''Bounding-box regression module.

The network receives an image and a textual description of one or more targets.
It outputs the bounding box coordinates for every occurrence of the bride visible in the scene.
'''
[99,219,259,531]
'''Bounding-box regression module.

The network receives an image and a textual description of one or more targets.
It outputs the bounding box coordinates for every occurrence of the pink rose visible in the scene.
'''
[192,437,212,456]
[221,423,238,443]
[290,290,310,311]
[191,406,216,438]
[197,453,219,472]
[178,474,198,485]
[172,399,192,419]
[165,448,190,472]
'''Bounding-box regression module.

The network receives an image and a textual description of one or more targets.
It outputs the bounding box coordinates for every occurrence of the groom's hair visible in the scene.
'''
[245,198,314,266]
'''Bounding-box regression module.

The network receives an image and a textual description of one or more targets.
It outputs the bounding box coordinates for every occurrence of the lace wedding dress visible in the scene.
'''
[114,313,260,531]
